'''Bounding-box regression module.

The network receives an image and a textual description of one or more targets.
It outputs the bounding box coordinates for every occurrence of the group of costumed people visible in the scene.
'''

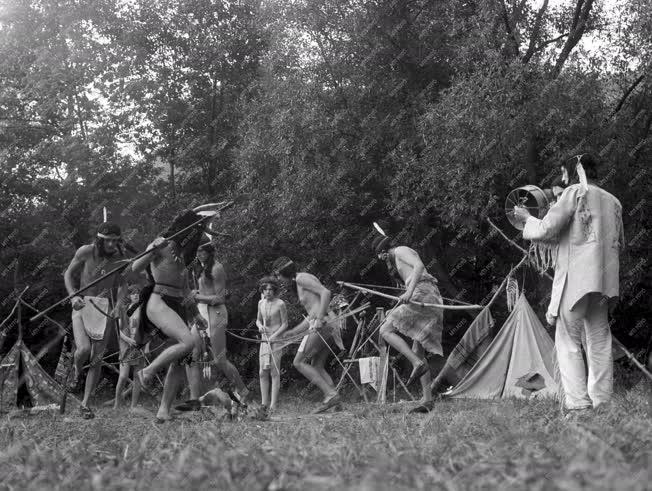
[60,152,624,421]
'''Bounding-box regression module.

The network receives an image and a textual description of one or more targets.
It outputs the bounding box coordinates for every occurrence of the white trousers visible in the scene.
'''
[555,291,613,409]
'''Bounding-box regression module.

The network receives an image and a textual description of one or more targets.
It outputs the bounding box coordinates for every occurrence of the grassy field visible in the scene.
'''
[0,381,650,491]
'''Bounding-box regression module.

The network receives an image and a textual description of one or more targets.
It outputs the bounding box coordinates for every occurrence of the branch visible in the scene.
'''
[609,73,646,118]
[0,119,57,131]
[552,0,594,78]
[523,33,570,63]
[486,218,553,281]
[570,0,585,31]
[538,32,570,48]
[522,0,549,64]
[499,0,520,58]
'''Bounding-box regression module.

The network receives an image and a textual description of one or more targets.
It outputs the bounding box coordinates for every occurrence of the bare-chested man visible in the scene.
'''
[272,257,343,413]
[131,210,208,422]
[371,236,444,400]
[63,222,129,419]
[256,276,288,411]
[176,242,251,411]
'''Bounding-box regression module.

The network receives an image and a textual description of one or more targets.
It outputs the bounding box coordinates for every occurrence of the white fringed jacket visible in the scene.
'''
[523,183,624,318]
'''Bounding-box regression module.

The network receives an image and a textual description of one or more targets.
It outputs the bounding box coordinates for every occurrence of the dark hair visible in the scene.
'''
[97,222,122,237]
[162,209,204,266]
[196,242,215,280]
[272,257,297,279]
[259,276,280,294]
[563,153,598,181]
[94,222,124,258]
[371,235,391,254]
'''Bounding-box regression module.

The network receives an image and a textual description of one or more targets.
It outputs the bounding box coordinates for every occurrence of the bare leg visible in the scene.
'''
[312,347,334,388]
[157,363,185,420]
[209,308,247,397]
[270,364,281,410]
[380,320,422,367]
[293,333,336,398]
[184,326,203,400]
[270,348,283,410]
[130,364,141,408]
[71,315,90,383]
[82,332,109,408]
[413,341,432,402]
[186,364,201,400]
[139,295,194,383]
[260,369,270,406]
[114,363,130,409]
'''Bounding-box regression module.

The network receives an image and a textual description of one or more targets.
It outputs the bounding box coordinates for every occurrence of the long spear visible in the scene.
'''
[337,281,483,310]
[30,207,227,323]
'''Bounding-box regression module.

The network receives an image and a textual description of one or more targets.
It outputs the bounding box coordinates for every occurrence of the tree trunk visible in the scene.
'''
[207,77,218,196]
[552,0,594,78]
[169,149,176,201]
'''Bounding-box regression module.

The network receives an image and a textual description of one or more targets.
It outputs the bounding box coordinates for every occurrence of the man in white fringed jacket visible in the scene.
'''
[514,153,624,414]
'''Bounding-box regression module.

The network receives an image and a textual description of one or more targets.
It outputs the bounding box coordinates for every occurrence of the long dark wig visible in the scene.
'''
[195,242,216,280]
[162,209,205,266]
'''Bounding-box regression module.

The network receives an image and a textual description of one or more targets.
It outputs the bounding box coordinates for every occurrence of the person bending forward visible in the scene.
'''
[131,210,208,422]
[272,257,344,414]
[372,236,444,398]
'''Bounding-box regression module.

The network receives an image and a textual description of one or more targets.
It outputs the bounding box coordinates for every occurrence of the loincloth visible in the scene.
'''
[119,345,142,366]
[71,296,110,341]
[199,303,228,333]
[385,279,444,355]
[297,312,345,357]
[259,341,285,370]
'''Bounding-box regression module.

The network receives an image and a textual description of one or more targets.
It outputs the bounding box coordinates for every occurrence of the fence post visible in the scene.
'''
[376,307,388,403]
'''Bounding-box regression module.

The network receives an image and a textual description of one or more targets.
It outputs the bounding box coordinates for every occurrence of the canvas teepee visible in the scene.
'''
[1,339,81,411]
[445,294,560,400]
[0,299,80,412]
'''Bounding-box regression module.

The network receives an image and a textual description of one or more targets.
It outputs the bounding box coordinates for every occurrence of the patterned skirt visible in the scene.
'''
[385,279,444,355]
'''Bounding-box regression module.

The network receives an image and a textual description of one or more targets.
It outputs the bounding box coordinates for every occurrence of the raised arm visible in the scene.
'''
[131,237,165,273]
[522,185,581,241]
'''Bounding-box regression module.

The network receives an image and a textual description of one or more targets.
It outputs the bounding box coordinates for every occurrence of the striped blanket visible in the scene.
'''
[443,306,495,384]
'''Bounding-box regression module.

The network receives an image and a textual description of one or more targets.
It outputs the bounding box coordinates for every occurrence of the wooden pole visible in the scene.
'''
[30,214,213,322]
[486,217,553,281]
[614,338,652,382]
[337,281,483,310]
[376,307,388,404]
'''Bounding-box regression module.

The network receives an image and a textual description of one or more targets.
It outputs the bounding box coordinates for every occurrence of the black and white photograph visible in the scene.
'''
[0,0,650,489]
